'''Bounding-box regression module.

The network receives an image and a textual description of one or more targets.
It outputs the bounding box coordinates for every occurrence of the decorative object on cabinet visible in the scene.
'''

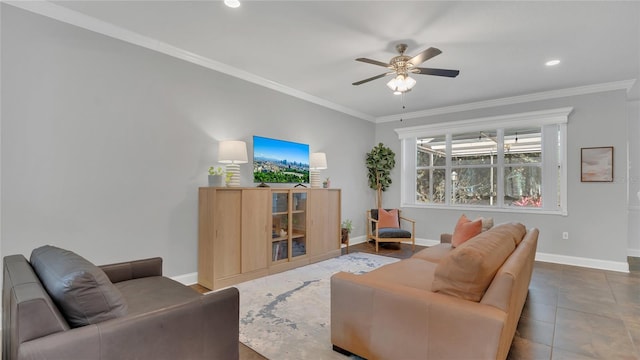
[309,152,328,188]
[366,143,396,208]
[218,140,248,187]
[581,146,613,182]
[208,166,225,187]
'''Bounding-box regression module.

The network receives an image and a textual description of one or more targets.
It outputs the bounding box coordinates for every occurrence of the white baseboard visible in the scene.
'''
[171,272,198,285]
[535,252,629,273]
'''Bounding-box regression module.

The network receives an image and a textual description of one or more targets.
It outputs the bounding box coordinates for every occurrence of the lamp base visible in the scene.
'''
[226,164,241,187]
[310,170,321,188]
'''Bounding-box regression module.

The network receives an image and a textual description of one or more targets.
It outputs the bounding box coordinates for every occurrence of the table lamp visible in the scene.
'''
[218,140,248,187]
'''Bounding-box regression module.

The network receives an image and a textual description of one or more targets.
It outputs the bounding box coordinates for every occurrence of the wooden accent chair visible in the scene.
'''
[366,209,415,252]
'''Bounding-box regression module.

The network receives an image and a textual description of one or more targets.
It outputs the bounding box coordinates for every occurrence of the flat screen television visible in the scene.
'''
[253,136,310,184]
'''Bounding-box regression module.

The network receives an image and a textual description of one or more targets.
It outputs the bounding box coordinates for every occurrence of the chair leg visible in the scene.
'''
[375,240,379,253]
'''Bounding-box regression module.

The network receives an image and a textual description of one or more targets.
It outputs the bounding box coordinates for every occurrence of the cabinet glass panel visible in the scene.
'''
[271,192,289,262]
[291,192,307,258]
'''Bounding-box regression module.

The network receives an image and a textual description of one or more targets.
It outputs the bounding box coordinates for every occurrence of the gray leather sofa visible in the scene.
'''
[3,245,239,360]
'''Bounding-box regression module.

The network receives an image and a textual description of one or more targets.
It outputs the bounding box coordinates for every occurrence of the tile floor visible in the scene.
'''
[220,242,640,359]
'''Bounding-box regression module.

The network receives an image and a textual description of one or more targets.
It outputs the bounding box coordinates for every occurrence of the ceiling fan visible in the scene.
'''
[352,44,460,94]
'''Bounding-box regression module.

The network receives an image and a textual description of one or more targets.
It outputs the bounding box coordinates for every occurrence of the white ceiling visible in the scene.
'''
[21,1,640,121]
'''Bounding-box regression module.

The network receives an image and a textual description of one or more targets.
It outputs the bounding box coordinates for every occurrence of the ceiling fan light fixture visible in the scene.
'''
[386,74,416,93]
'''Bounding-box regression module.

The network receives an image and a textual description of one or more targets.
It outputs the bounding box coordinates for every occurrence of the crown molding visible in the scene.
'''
[377,79,637,123]
[395,107,573,139]
[5,1,376,122]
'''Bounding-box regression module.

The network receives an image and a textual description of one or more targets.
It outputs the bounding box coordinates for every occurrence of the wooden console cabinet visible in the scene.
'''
[198,187,341,290]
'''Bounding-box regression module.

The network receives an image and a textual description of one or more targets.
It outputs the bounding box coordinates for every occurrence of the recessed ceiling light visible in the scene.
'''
[224,0,240,8]
[545,59,561,66]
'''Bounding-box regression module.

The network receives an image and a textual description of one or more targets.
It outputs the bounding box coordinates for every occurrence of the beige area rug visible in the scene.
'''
[233,253,399,360]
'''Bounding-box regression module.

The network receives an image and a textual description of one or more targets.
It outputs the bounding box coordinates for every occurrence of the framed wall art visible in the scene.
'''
[581,146,613,182]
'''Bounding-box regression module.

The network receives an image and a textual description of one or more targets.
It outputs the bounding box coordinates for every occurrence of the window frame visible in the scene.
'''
[395,107,572,215]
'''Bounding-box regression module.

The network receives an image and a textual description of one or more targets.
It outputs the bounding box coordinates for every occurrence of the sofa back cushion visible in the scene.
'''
[30,245,127,327]
[431,223,526,302]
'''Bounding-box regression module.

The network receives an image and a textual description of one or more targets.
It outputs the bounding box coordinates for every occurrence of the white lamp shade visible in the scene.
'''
[218,140,248,164]
[386,75,416,93]
[310,152,328,170]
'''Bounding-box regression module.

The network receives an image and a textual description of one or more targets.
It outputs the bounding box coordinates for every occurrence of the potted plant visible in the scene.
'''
[341,219,353,245]
[208,166,225,187]
[323,177,331,188]
[366,143,396,208]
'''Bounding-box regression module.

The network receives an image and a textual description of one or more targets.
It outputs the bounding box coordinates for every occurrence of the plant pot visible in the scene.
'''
[341,228,350,244]
[208,174,224,187]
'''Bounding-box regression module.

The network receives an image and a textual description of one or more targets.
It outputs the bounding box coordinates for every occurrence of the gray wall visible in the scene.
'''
[1,5,374,276]
[375,90,629,264]
[629,99,640,255]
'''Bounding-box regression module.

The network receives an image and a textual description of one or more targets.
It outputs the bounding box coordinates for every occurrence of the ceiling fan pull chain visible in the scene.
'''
[400,92,406,122]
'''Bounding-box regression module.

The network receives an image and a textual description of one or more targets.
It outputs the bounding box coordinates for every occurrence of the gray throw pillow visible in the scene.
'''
[30,245,127,328]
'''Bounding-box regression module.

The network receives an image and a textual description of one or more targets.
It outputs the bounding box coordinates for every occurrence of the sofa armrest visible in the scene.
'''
[99,257,163,283]
[440,233,452,243]
[16,287,240,360]
[331,272,506,360]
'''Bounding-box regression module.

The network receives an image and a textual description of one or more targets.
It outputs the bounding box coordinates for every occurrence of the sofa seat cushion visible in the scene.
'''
[115,276,200,315]
[431,223,522,302]
[411,243,452,263]
[30,245,128,328]
[362,258,436,291]
[376,228,412,238]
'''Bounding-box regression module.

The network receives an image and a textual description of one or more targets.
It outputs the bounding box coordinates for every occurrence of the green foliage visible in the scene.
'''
[208,166,224,175]
[341,219,353,233]
[366,143,396,192]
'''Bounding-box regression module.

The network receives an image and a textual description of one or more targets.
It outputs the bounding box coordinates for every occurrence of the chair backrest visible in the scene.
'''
[368,209,401,231]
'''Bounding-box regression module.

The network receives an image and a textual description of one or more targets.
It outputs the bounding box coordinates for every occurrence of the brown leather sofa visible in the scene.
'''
[3,245,239,360]
[331,222,539,360]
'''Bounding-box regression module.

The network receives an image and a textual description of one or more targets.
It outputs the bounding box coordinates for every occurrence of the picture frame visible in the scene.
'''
[581,146,613,182]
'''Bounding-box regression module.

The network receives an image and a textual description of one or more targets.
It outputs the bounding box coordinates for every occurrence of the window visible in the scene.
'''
[396,108,571,215]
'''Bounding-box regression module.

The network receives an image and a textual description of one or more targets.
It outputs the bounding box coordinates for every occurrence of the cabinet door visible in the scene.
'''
[242,190,269,272]
[307,190,329,255]
[198,188,215,289]
[327,189,341,252]
[214,190,242,279]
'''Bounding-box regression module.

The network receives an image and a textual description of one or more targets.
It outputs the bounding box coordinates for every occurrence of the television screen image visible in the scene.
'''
[253,136,310,184]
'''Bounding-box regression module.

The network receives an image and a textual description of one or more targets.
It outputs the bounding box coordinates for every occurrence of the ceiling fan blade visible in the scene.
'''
[352,73,391,86]
[355,58,391,68]
[413,67,460,78]
[408,47,442,66]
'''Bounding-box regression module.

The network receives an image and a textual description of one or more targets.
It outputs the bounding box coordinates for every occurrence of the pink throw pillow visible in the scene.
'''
[378,209,400,229]
[452,214,482,247]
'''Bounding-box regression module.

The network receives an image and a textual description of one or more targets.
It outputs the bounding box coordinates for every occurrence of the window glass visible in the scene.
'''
[452,131,498,165]
[451,167,497,206]
[504,165,542,207]
[417,136,446,167]
[504,128,542,164]
[416,169,446,204]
